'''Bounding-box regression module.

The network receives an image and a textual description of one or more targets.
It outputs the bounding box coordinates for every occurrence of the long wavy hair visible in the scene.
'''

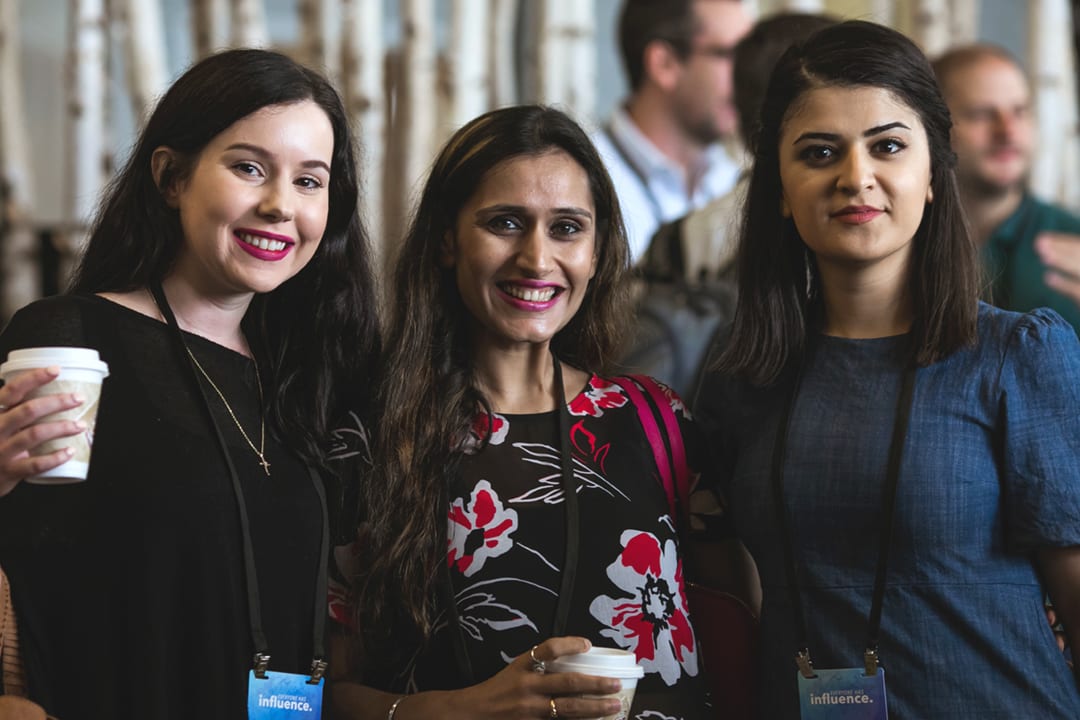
[69,48,381,465]
[356,105,630,665]
[718,20,979,385]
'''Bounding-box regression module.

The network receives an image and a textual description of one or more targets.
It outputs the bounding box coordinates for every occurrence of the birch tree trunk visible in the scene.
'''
[341,0,386,262]
[447,0,489,135]
[774,0,825,11]
[0,0,39,314]
[948,0,979,46]
[394,0,437,242]
[909,0,951,57]
[1029,0,1080,207]
[488,0,519,107]
[534,0,594,119]
[64,0,109,283]
[868,0,895,26]
[231,0,269,48]
[300,0,341,78]
[119,0,167,125]
[192,0,228,57]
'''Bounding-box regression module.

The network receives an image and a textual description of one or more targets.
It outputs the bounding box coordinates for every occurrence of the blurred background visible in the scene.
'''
[1,0,1077,320]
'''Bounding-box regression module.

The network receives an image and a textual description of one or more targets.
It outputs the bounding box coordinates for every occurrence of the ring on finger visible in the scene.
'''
[529,645,546,674]
[549,698,558,718]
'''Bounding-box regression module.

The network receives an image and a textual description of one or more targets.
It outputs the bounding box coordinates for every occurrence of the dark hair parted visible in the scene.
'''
[733,12,837,150]
[356,105,630,664]
[618,0,700,90]
[719,20,979,385]
[69,48,381,465]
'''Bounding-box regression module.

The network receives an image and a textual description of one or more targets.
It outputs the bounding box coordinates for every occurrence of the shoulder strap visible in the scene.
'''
[609,376,690,526]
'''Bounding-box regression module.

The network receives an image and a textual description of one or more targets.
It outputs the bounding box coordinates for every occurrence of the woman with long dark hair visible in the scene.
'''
[0,49,379,719]
[330,105,713,719]
[696,20,1080,718]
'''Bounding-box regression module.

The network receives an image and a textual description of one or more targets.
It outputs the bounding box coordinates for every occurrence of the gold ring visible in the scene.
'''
[529,645,546,673]
[549,697,558,718]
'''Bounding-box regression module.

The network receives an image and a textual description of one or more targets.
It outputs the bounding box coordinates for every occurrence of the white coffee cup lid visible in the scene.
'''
[0,347,109,377]
[546,647,645,679]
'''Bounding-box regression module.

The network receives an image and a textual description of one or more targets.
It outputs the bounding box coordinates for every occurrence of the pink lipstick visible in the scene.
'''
[497,280,563,311]
[233,228,295,261]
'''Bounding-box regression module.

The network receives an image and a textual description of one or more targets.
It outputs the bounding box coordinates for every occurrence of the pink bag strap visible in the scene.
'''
[610,376,690,525]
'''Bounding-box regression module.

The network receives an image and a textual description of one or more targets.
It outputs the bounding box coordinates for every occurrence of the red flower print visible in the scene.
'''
[569,377,628,417]
[447,480,519,577]
[589,530,698,685]
[461,412,510,454]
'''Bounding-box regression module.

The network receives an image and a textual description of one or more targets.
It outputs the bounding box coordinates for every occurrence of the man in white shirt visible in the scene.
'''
[594,0,753,261]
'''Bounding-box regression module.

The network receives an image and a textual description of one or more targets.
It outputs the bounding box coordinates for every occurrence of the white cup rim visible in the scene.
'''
[1,347,109,377]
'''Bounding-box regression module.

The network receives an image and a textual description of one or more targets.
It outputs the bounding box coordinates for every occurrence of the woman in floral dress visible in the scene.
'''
[328,106,720,720]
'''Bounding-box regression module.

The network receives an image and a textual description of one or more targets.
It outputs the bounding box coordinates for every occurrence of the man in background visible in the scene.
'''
[934,45,1080,333]
[594,0,752,262]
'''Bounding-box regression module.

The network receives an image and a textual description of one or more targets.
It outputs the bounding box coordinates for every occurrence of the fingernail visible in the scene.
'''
[72,393,85,404]
[607,700,623,712]
[74,420,87,431]
[605,679,622,692]
[46,365,61,375]
[63,447,75,457]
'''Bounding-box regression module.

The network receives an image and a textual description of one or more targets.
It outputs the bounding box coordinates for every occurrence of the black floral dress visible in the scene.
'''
[407,375,711,719]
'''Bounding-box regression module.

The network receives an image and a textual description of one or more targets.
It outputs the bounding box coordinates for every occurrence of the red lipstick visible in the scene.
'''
[831,206,883,225]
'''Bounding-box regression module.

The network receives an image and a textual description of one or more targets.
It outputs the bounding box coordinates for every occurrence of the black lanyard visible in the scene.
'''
[442,355,580,685]
[151,283,329,683]
[771,354,916,678]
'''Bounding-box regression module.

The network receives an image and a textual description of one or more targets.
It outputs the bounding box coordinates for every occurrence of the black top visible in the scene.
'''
[381,375,713,719]
[0,295,328,719]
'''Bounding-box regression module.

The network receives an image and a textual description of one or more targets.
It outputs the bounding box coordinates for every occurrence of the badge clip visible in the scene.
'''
[863,647,879,676]
[308,658,328,685]
[253,652,272,679]
[796,649,817,679]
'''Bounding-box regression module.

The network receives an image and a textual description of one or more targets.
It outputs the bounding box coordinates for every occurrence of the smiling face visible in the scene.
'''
[160,100,334,299]
[445,149,598,354]
[778,85,933,280]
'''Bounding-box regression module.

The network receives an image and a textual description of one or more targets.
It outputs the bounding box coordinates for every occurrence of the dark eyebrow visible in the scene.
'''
[224,142,331,174]
[792,122,912,145]
[477,203,594,220]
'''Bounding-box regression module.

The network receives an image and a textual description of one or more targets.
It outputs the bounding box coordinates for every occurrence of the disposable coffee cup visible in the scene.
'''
[547,647,645,720]
[0,347,109,484]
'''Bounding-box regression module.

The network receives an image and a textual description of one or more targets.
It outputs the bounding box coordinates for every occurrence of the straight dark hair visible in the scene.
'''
[719,20,979,385]
[356,105,630,666]
[69,48,381,465]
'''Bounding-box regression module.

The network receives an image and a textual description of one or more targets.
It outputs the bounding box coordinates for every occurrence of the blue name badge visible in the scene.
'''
[248,670,324,720]
[798,667,887,720]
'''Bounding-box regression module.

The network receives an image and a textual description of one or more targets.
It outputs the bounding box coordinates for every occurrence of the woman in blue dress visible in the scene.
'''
[695,20,1080,719]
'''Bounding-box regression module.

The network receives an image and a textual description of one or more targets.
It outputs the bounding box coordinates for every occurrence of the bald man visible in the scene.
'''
[934,45,1080,334]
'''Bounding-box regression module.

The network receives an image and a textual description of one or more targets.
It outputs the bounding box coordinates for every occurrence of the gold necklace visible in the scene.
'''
[186,347,270,476]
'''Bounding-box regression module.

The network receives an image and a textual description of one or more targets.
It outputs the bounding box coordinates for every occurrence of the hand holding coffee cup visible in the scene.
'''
[0,347,109,491]
[546,647,644,720]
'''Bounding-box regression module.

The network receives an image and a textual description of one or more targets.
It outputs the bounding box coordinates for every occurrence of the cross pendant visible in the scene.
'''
[259,457,271,476]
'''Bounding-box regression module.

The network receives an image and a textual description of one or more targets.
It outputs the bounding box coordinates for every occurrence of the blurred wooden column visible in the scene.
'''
[231,0,268,48]
[868,0,895,25]
[447,0,490,134]
[774,0,825,11]
[909,0,951,56]
[118,0,167,124]
[300,0,341,82]
[192,0,228,58]
[488,0,519,108]
[383,0,437,261]
[1029,0,1080,209]
[534,0,596,120]
[341,0,386,263]
[62,0,110,286]
[0,0,39,314]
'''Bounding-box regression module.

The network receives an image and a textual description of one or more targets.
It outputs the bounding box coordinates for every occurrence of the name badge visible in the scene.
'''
[248,670,324,719]
[798,667,887,719]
